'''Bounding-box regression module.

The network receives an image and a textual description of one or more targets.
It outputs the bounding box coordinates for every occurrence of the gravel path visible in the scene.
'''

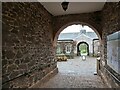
[35,56,107,88]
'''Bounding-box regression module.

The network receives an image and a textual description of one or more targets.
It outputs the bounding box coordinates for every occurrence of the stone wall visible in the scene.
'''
[56,40,75,59]
[2,2,120,88]
[99,2,120,88]
[2,2,57,88]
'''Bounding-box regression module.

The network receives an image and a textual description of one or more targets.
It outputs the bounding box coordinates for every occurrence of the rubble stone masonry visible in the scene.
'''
[100,2,120,88]
[2,2,57,88]
[2,2,120,88]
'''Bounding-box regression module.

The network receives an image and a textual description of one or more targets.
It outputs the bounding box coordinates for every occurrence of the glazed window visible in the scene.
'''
[66,44,72,53]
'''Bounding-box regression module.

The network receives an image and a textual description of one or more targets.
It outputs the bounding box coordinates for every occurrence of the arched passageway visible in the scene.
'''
[2,2,119,88]
[35,22,106,88]
[42,23,106,88]
[77,42,89,56]
[54,22,101,70]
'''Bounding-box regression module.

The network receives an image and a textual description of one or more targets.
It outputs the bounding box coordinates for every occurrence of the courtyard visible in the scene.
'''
[33,57,107,88]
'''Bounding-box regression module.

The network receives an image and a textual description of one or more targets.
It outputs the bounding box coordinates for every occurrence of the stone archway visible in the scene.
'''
[53,21,102,48]
[52,21,102,80]
[52,11,102,47]
[77,42,89,56]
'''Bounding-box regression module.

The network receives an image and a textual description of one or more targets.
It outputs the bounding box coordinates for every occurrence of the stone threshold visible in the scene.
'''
[30,67,58,88]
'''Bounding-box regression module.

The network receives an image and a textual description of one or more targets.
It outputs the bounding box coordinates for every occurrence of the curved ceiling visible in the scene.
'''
[40,2,105,16]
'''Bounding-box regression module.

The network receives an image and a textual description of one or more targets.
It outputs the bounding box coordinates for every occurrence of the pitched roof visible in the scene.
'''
[58,32,98,40]
[58,33,79,40]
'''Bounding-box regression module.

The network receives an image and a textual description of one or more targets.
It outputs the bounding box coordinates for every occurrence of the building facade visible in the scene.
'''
[56,40,75,59]
[56,29,100,58]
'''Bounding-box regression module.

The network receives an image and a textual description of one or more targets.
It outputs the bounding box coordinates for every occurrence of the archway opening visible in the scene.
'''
[55,23,101,74]
[77,42,89,56]
[53,22,102,48]
[42,22,107,88]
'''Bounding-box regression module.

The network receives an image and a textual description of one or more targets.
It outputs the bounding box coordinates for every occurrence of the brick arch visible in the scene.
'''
[53,21,102,47]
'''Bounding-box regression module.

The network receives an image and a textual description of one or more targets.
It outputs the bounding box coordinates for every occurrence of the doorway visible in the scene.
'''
[77,42,89,56]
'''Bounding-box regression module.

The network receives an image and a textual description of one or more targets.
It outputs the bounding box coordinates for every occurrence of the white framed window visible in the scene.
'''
[66,44,72,53]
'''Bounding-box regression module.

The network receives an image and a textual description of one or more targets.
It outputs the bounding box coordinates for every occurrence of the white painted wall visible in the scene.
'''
[73,34,93,55]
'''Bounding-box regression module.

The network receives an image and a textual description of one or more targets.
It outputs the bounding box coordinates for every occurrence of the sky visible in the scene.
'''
[61,24,94,33]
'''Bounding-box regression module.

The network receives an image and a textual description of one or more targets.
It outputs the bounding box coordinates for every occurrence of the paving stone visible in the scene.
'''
[35,57,107,88]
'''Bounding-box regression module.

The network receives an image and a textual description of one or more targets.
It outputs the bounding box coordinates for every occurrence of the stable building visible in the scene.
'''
[56,29,100,58]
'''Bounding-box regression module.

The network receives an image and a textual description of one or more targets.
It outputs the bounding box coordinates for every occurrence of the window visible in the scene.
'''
[66,44,72,53]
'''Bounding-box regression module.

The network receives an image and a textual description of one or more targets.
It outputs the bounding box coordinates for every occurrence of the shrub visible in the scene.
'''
[56,55,67,61]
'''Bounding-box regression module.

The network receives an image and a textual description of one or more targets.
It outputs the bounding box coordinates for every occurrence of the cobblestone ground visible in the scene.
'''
[35,56,107,88]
